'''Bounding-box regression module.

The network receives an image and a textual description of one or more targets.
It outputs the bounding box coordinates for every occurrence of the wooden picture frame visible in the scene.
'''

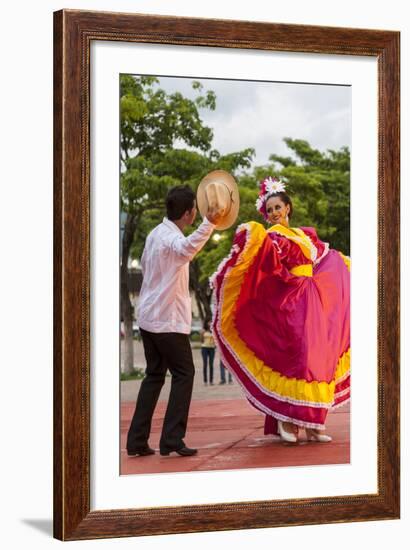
[53,9,400,541]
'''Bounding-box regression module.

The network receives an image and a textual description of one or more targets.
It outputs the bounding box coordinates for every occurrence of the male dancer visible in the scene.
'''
[126,185,222,457]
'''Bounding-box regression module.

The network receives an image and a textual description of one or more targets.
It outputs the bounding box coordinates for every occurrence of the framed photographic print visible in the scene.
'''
[118,73,352,479]
[54,9,400,540]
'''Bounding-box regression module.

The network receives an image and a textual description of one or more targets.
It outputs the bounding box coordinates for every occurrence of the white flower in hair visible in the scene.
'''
[255,196,264,211]
[264,176,286,195]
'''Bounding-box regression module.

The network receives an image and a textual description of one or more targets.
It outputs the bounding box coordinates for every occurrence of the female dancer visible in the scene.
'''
[211,177,350,443]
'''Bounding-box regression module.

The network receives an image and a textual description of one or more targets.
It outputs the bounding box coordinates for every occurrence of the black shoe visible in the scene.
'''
[160,446,198,457]
[219,381,226,385]
[127,446,155,457]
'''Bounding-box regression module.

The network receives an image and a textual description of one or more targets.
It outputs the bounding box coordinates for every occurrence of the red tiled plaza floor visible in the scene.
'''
[121,398,350,475]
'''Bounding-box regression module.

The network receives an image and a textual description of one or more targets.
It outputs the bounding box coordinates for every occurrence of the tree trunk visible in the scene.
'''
[121,212,138,374]
[190,261,212,322]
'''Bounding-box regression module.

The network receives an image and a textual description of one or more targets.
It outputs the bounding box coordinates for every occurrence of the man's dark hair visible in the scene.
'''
[166,185,196,221]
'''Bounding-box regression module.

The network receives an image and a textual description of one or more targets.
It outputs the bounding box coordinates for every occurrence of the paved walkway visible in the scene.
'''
[121,342,350,475]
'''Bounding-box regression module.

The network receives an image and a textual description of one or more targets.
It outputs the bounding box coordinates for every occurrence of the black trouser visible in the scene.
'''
[126,328,195,453]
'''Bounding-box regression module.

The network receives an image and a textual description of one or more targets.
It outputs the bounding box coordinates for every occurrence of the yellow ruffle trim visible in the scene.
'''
[338,251,351,272]
[219,221,350,405]
[267,224,316,261]
[334,348,350,383]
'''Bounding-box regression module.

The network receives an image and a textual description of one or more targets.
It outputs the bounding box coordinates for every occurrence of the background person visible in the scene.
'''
[200,320,216,385]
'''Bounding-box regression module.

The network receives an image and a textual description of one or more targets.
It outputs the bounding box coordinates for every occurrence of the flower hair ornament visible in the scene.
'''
[255,176,287,220]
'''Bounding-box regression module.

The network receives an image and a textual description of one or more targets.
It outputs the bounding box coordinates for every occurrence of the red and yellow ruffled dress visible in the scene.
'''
[211,221,350,434]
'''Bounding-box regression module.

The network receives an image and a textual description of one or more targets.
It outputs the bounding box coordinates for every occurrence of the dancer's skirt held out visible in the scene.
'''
[211,221,350,433]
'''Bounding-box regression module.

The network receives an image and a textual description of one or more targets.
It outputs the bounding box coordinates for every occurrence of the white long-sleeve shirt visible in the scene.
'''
[137,217,215,334]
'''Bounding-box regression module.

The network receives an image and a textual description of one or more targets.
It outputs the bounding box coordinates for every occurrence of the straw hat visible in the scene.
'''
[196,170,240,230]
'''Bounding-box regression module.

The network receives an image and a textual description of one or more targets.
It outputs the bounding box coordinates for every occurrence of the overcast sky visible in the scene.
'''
[150,75,351,169]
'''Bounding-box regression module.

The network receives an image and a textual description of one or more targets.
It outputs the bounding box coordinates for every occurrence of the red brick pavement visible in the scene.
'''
[121,398,350,475]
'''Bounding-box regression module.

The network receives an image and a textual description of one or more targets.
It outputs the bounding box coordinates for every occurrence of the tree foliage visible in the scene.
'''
[269,138,350,254]
[120,74,351,337]
[120,75,216,163]
[120,75,218,371]
[120,75,217,216]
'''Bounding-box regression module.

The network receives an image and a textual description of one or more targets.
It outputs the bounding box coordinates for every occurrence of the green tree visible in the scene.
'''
[269,138,350,253]
[120,75,216,373]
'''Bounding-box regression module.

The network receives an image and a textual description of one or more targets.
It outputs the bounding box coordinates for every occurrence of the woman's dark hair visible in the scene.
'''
[266,191,293,219]
[166,185,196,221]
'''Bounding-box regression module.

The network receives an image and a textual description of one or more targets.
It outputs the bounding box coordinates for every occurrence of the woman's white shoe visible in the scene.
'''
[278,420,298,443]
[305,428,332,443]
